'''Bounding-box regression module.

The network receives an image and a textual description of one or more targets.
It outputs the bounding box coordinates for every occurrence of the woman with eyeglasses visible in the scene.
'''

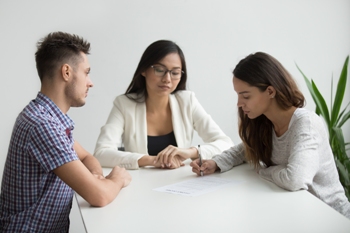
[190,52,350,219]
[94,40,233,169]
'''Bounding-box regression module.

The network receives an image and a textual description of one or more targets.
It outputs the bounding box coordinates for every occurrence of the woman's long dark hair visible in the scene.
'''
[233,52,305,169]
[125,40,187,102]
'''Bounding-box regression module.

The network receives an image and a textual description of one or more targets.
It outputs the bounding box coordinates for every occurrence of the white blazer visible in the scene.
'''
[94,91,233,169]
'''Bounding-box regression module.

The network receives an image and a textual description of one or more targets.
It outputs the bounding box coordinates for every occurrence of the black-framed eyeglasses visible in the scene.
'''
[151,65,184,80]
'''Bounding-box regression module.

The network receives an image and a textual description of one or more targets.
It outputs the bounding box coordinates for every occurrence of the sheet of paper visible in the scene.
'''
[153,176,243,197]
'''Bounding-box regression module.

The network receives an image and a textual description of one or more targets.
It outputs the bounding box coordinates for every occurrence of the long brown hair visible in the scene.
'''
[233,52,305,168]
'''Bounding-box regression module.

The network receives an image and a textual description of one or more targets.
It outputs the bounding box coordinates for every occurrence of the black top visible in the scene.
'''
[147,131,177,156]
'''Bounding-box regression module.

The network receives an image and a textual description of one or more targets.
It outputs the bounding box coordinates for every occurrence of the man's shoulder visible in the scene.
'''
[16,100,62,134]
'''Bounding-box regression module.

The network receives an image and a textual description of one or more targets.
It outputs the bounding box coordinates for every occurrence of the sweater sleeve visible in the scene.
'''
[212,143,246,172]
[258,117,320,191]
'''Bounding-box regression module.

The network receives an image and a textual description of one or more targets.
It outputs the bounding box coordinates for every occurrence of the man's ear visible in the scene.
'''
[61,64,71,81]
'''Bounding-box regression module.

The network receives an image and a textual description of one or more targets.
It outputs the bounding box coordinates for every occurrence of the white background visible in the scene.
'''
[1,0,349,232]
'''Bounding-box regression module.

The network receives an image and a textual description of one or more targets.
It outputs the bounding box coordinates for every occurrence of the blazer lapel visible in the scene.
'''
[135,101,148,153]
[169,94,187,148]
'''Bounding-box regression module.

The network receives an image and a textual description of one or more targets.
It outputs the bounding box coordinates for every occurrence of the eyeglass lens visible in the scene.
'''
[152,66,182,79]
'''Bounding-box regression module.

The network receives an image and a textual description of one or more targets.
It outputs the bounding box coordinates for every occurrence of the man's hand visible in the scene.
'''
[105,166,132,188]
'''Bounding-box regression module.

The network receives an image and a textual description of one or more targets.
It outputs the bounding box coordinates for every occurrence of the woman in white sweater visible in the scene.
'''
[191,52,350,219]
[94,40,233,170]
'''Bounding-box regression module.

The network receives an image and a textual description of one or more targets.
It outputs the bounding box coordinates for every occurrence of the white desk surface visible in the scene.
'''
[76,162,350,233]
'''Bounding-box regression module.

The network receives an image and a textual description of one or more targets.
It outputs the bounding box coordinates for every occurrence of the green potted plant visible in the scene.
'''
[297,56,350,200]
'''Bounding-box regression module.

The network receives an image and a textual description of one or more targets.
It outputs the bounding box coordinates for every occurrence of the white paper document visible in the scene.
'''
[153,176,242,197]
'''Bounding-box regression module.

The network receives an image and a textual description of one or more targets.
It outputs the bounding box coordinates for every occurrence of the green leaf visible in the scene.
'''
[333,127,347,160]
[331,74,334,116]
[344,160,350,186]
[310,79,331,127]
[331,56,349,127]
[345,160,350,173]
[296,65,331,127]
[315,106,321,116]
[336,105,350,128]
[335,159,350,185]
[346,189,350,202]
[297,56,350,201]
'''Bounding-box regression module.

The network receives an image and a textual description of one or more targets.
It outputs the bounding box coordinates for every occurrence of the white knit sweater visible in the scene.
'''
[213,108,350,219]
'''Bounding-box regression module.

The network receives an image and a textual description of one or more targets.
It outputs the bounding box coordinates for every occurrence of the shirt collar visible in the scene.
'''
[35,92,75,131]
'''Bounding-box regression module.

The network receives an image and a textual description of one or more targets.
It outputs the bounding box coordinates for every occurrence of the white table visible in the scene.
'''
[76,162,350,233]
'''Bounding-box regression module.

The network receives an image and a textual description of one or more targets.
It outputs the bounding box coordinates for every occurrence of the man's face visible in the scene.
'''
[65,52,93,107]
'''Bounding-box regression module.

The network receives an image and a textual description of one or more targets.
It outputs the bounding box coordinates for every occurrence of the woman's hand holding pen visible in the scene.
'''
[190,159,218,176]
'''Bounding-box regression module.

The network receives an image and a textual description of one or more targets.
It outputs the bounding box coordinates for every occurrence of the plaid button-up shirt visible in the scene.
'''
[0,92,79,232]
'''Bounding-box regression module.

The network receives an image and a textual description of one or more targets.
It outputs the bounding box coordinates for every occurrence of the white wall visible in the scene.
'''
[1,0,349,232]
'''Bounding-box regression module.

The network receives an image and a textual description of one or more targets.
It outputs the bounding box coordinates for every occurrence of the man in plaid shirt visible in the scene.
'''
[0,31,132,232]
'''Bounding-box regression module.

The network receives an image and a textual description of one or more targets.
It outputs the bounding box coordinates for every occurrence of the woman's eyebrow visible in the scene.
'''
[155,63,181,69]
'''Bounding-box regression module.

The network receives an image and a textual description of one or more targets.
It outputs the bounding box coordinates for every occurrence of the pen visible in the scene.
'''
[198,145,203,176]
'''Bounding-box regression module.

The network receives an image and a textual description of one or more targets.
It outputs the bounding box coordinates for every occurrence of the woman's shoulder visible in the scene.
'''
[113,93,141,106]
[293,108,321,122]
[114,94,129,102]
[173,90,196,100]
[291,108,326,131]
[171,91,199,107]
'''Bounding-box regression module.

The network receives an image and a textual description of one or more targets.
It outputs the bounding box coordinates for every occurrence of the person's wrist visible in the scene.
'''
[91,171,104,179]
[189,147,198,159]
[214,162,220,172]
[138,155,153,167]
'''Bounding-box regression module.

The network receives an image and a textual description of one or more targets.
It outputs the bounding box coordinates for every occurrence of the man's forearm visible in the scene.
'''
[81,155,104,176]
